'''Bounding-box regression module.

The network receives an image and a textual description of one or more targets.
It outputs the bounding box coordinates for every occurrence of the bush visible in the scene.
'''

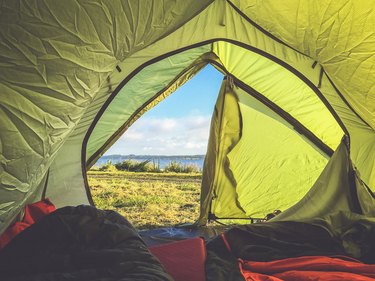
[98,161,117,172]
[184,163,201,173]
[164,161,200,173]
[115,159,160,172]
[97,159,200,173]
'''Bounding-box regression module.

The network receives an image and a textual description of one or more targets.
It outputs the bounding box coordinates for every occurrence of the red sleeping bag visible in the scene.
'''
[240,256,375,281]
[0,199,56,250]
[219,232,375,281]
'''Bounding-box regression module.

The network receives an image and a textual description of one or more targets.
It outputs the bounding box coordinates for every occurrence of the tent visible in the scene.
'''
[1,0,375,235]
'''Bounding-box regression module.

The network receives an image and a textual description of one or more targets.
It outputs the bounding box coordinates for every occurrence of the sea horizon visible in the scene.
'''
[95,154,206,169]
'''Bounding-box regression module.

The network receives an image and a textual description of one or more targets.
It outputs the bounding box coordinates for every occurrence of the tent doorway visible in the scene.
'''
[87,65,223,229]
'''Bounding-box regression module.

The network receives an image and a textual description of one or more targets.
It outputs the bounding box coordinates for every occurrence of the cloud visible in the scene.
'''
[109,115,212,155]
[124,131,143,140]
[158,118,178,132]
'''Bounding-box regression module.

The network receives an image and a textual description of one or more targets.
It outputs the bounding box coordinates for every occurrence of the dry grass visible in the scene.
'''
[88,171,202,230]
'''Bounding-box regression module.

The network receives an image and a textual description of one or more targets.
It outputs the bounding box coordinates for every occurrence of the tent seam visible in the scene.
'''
[226,0,306,56]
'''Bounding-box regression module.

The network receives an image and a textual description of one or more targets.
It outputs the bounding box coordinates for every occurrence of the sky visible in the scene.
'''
[105,65,224,156]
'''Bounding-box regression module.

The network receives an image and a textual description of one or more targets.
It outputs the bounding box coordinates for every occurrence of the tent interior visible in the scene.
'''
[1,0,375,280]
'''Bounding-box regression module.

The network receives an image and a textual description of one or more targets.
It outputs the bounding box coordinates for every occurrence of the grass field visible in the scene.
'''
[88,171,202,229]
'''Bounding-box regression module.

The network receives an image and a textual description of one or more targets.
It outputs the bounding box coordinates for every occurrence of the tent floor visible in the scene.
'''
[139,224,229,246]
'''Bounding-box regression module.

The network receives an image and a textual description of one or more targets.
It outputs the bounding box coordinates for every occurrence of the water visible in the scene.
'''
[95,155,205,169]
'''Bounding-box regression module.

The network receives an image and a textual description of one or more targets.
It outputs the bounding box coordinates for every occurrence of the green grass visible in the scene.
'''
[88,170,202,230]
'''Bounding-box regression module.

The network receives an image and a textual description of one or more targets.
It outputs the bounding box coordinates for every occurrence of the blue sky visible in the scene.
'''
[105,65,224,155]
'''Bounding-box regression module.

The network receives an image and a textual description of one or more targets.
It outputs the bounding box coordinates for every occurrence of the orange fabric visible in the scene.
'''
[274,270,375,281]
[149,237,206,281]
[240,256,375,281]
[239,259,282,281]
[0,199,56,250]
[221,233,233,252]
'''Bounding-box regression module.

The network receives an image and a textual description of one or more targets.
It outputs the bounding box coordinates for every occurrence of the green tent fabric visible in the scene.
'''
[0,0,374,234]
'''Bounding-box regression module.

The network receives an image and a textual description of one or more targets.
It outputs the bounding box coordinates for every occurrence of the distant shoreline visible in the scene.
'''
[101,154,205,158]
[95,154,206,169]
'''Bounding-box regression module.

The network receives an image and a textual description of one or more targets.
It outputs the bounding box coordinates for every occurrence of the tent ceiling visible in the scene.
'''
[232,0,375,130]
[0,0,374,233]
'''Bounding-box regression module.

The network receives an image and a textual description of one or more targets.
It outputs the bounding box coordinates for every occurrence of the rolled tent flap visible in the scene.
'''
[199,78,246,224]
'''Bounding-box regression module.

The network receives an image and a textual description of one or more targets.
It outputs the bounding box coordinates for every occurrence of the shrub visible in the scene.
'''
[97,159,200,173]
[184,163,201,173]
[164,161,200,173]
[115,159,160,172]
[99,161,117,172]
